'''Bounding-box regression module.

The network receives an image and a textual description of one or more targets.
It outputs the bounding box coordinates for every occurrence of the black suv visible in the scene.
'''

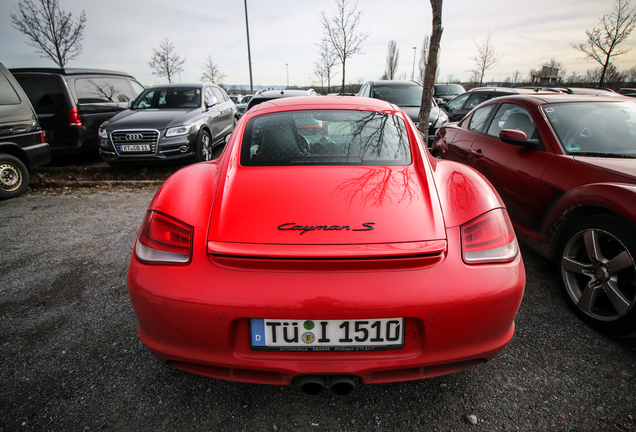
[443,87,553,122]
[98,83,237,164]
[10,68,144,154]
[0,63,51,199]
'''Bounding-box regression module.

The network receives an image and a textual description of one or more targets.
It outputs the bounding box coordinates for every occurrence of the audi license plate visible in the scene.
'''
[249,318,404,351]
[120,144,150,152]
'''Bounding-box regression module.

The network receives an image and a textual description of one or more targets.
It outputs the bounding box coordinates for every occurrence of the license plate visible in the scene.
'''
[120,144,150,152]
[249,318,404,351]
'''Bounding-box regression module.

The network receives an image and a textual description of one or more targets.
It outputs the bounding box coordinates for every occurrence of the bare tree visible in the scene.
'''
[573,0,636,87]
[418,34,430,84]
[313,40,339,93]
[319,0,369,93]
[10,0,86,68]
[383,40,400,80]
[201,55,226,84]
[418,0,443,145]
[469,30,503,86]
[148,38,186,84]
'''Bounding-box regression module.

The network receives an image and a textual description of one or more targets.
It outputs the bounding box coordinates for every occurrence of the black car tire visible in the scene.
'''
[0,154,29,200]
[558,214,636,337]
[196,129,213,162]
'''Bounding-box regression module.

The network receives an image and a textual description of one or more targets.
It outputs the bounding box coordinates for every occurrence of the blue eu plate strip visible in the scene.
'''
[250,318,265,346]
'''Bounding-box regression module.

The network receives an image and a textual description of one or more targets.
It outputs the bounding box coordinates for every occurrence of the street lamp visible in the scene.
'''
[286,63,289,88]
[412,47,417,81]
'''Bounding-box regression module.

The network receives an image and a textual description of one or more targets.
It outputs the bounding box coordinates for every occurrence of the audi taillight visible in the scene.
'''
[68,107,82,127]
[461,208,518,264]
[135,211,193,264]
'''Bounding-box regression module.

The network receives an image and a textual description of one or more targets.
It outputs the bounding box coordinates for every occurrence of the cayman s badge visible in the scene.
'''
[278,222,375,235]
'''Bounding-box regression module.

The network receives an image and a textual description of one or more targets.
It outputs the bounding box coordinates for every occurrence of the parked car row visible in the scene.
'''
[431,92,636,337]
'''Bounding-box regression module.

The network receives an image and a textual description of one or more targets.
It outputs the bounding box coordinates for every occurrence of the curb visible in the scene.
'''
[28,180,165,189]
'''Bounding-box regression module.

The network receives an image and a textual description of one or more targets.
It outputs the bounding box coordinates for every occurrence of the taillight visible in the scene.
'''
[68,107,82,127]
[135,211,193,264]
[39,131,45,143]
[461,208,518,264]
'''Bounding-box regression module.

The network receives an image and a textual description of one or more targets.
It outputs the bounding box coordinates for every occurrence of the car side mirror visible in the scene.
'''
[499,129,539,148]
[206,95,219,108]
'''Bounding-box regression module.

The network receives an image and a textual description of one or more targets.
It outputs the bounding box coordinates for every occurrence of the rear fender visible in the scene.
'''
[540,182,636,251]
[429,158,506,228]
[148,160,223,229]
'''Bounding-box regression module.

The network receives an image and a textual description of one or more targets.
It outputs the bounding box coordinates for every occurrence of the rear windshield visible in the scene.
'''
[240,110,411,166]
[13,75,66,115]
[435,84,465,95]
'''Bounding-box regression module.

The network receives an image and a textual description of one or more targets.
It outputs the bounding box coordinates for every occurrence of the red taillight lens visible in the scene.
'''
[39,131,45,143]
[68,107,82,127]
[461,208,518,264]
[135,211,193,264]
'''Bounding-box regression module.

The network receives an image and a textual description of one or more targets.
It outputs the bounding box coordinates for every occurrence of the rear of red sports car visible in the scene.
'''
[127,96,525,393]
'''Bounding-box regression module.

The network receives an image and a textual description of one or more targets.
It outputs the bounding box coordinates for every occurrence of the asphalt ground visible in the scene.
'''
[2,152,636,432]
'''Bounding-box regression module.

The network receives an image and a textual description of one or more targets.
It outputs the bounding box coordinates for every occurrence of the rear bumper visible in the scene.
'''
[22,142,51,168]
[127,228,525,385]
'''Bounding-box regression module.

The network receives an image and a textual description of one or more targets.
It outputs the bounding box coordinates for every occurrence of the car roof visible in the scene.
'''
[466,87,542,94]
[143,83,206,89]
[9,67,134,77]
[367,80,421,87]
[481,93,633,105]
[246,95,398,113]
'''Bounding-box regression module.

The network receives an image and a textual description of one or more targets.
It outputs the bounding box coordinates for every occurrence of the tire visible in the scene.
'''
[558,215,636,337]
[196,129,213,162]
[0,154,29,200]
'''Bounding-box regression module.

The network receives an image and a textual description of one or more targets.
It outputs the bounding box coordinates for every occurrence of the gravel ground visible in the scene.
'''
[1,187,636,432]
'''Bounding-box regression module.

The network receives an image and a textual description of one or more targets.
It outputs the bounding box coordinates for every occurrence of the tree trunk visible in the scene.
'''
[341,60,346,94]
[419,0,443,146]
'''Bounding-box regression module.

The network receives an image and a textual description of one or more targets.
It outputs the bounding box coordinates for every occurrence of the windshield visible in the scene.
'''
[241,110,411,166]
[435,84,465,95]
[132,87,201,109]
[543,101,636,157]
[372,84,423,107]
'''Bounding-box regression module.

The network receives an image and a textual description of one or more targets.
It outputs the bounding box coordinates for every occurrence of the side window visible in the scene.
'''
[211,87,226,103]
[0,72,20,105]
[468,105,494,132]
[130,80,144,97]
[447,93,469,111]
[358,84,369,97]
[466,93,490,110]
[204,87,215,105]
[487,103,537,140]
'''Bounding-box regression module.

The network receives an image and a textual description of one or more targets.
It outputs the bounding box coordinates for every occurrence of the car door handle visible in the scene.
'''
[472,148,484,158]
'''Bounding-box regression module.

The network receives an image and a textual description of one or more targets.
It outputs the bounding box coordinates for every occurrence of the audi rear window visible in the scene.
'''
[240,110,412,166]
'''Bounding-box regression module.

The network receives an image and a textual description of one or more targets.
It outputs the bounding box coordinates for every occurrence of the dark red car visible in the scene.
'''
[432,94,636,337]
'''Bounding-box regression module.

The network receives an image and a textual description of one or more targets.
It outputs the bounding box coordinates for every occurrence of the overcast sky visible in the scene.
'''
[1,0,635,89]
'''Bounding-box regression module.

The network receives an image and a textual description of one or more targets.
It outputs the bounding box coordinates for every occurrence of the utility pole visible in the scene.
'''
[244,0,254,93]
[411,47,417,80]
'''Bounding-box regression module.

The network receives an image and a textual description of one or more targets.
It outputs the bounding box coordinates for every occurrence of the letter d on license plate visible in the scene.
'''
[250,318,404,352]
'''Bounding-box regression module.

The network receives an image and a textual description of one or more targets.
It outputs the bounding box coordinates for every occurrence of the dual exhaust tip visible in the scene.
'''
[298,374,358,395]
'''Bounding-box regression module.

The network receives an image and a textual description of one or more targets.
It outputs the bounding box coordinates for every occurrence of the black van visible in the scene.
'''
[0,63,51,199]
[10,68,144,153]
